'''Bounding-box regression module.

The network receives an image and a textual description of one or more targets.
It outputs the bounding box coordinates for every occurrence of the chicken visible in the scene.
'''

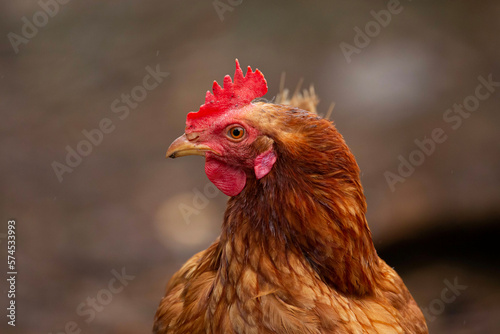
[154,60,428,334]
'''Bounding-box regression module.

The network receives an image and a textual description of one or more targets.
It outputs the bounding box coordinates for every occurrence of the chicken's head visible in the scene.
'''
[166,60,277,196]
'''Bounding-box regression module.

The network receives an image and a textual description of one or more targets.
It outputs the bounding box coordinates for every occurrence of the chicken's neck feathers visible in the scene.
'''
[220,112,380,296]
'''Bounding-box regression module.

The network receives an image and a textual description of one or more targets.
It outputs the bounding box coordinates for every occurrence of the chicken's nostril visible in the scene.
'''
[185,132,200,141]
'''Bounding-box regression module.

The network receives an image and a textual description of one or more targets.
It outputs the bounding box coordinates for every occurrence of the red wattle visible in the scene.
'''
[205,157,246,196]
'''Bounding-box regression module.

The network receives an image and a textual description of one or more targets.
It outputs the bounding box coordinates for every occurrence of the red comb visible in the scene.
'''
[186,59,267,130]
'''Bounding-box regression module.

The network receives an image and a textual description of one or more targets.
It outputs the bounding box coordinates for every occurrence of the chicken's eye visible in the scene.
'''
[227,126,245,141]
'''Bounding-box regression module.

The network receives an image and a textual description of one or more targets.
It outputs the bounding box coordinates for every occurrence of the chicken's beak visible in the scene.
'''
[166,133,217,159]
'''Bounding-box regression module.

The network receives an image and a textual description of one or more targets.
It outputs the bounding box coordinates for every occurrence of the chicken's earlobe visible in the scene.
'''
[254,149,277,180]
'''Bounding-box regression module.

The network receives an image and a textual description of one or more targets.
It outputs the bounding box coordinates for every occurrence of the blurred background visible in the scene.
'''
[1,1,499,333]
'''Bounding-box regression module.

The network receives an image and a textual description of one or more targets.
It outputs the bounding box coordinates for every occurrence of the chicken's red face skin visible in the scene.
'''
[184,104,277,196]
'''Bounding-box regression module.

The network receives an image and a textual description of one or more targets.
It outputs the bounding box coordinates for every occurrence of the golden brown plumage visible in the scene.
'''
[155,63,428,333]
